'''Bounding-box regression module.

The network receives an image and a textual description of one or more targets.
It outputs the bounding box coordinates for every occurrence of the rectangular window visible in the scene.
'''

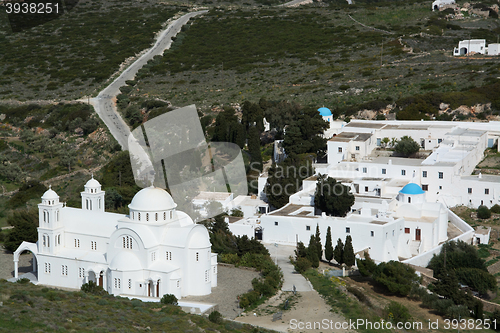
[405,228,410,234]
[438,139,442,143]
[382,168,386,175]
[274,221,278,226]
[439,186,442,190]
[351,154,356,159]
[422,171,427,178]
[485,188,490,195]
[362,167,367,173]
[356,146,360,151]
[128,279,132,289]
[74,239,80,248]
[91,241,97,251]
[62,265,68,276]
[370,231,374,237]
[196,252,199,261]
[346,227,350,233]
[422,185,428,191]
[438,172,443,179]
[392,230,394,236]
[401,170,406,176]
[306,226,310,231]
[365,186,369,192]
[468,188,472,194]
[338,147,342,153]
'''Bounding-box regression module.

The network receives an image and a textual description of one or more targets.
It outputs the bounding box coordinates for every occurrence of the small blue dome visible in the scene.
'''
[318,107,332,117]
[399,183,425,195]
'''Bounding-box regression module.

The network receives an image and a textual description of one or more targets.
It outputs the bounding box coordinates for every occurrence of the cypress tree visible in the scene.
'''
[315,224,322,261]
[247,126,263,172]
[325,226,334,263]
[307,235,319,268]
[343,235,355,267]
[334,238,344,265]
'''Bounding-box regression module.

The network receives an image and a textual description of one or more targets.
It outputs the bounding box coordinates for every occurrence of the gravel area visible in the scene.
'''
[0,247,33,280]
[182,265,260,319]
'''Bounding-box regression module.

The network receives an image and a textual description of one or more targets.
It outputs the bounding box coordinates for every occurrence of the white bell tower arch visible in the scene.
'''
[81,175,105,212]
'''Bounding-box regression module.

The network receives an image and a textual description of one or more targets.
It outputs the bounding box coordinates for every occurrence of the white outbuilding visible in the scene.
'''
[13,177,217,300]
[453,39,486,56]
[432,0,455,11]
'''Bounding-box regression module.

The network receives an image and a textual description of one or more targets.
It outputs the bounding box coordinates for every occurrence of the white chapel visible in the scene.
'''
[13,177,217,299]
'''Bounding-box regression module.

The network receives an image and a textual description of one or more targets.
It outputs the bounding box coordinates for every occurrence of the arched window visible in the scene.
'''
[86,199,89,210]
[43,235,46,247]
[43,210,47,223]
[98,198,101,209]
[89,200,92,210]
[56,210,59,222]
[170,211,173,219]
[47,236,50,247]
[131,212,134,220]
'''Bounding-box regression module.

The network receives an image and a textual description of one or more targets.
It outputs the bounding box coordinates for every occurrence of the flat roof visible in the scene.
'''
[370,220,388,225]
[268,204,316,217]
[475,226,490,235]
[329,132,372,142]
[370,156,424,166]
[345,122,386,129]
[445,127,485,137]
[462,174,500,183]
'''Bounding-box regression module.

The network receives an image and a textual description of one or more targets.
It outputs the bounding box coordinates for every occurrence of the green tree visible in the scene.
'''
[384,301,411,324]
[315,224,322,261]
[343,235,355,267]
[58,150,77,172]
[394,136,420,157]
[212,106,245,149]
[357,252,377,277]
[295,241,308,259]
[477,205,491,219]
[373,261,420,297]
[241,100,264,133]
[247,126,263,172]
[307,235,320,268]
[4,209,39,252]
[324,226,334,263]
[282,107,328,157]
[104,187,123,210]
[264,155,314,209]
[211,214,230,234]
[381,137,390,148]
[314,174,355,217]
[334,238,344,265]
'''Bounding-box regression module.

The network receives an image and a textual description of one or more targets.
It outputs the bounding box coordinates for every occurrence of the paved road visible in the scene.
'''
[91,10,208,150]
[264,242,313,292]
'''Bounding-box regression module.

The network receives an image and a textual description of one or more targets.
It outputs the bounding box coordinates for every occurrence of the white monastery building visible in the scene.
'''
[13,177,217,299]
[244,118,500,265]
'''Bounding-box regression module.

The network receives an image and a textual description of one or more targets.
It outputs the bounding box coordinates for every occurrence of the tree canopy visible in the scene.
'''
[314,174,354,217]
[4,209,38,252]
[394,136,420,157]
[282,107,328,157]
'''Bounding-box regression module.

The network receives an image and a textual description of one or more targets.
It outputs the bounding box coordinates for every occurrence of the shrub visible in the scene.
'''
[477,205,491,219]
[491,204,500,214]
[293,257,312,273]
[80,281,107,296]
[208,310,223,324]
[220,253,240,265]
[384,301,411,324]
[160,294,178,305]
[16,278,30,284]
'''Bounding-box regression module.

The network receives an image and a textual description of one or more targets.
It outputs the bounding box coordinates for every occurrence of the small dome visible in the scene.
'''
[109,251,142,271]
[318,107,332,117]
[85,176,101,188]
[42,186,59,200]
[129,187,177,212]
[399,183,425,195]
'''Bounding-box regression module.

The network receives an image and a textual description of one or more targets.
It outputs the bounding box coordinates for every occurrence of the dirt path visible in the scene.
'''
[236,290,354,333]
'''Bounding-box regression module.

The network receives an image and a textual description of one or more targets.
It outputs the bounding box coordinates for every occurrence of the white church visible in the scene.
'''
[13,177,217,299]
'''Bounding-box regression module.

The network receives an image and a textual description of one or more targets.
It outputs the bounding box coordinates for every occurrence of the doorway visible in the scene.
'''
[255,227,263,240]
[415,229,421,241]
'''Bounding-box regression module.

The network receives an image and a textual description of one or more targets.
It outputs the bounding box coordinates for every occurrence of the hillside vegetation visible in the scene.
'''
[0,279,275,333]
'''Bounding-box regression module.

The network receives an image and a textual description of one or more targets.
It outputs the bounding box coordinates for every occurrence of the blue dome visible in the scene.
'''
[318,107,332,117]
[399,183,425,195]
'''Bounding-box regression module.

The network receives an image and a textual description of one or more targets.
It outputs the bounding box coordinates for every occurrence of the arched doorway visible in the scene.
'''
[460,47,467,56]
[99,271,104,287]
[156,279,160,297]
[13,242,38,280]
[88,271,97,284]
[255,227,263,240]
